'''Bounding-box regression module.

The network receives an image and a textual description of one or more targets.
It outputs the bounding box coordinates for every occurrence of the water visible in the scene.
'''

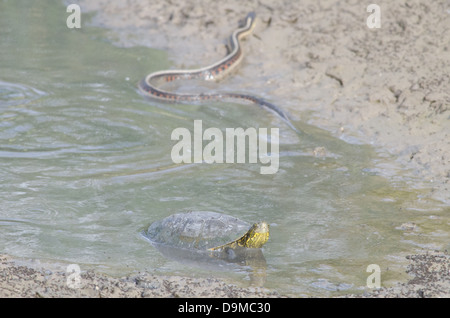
[0,1,448,297]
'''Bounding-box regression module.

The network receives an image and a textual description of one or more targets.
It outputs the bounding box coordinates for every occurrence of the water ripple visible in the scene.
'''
[0,80,47,108]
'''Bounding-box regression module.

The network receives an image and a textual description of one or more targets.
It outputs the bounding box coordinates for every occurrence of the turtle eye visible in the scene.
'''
[225,247,236,260]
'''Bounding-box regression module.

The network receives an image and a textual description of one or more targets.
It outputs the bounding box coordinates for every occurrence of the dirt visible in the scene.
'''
[0,254,281,298]
[347,251,450,298]
[2,0,448,298]
[73,0,449,204]
[1,251,448,298]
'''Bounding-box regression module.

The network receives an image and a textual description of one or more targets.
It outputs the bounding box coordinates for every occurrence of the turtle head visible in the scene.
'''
[243,221,269,248]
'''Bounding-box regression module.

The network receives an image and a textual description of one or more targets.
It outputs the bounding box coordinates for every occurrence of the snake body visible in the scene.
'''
[139,12,297,131]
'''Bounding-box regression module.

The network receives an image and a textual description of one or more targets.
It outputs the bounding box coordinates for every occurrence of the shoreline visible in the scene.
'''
[0,253,281,298]
[2,0,447,298]
[1,251,448,297]
[75,0,449,205]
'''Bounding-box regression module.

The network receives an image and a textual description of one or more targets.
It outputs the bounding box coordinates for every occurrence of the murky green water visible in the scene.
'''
[1,1,448,296]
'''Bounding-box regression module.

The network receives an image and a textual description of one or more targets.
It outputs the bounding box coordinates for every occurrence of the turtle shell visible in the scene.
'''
[144,211,252,250]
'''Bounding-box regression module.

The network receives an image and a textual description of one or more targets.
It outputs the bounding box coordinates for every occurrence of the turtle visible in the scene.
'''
[143,211,269,252]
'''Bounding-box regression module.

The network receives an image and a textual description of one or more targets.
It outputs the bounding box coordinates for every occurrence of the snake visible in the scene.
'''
[138,12,298,132]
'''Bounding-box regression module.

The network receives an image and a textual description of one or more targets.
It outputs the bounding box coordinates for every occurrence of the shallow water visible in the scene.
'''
[0,1,448,296]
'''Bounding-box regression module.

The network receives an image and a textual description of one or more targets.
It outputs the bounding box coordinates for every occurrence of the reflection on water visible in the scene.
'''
[0,1,448,296]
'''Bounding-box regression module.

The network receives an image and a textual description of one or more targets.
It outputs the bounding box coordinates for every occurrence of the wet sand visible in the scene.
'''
[1,251,448,297]
[2,0,448,297]
[346,251,449,298]
[75,0,449,205]
[0,254,281,298]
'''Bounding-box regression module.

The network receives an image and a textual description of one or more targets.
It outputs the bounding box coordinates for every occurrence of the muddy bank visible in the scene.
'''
[347,251,450,298]
[74,0,449,204]
[1,252,448,297]
[0,254,280,297]
[3,0,444,298]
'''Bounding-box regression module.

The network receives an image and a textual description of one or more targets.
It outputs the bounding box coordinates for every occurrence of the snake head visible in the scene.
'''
[238,12,256,28]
